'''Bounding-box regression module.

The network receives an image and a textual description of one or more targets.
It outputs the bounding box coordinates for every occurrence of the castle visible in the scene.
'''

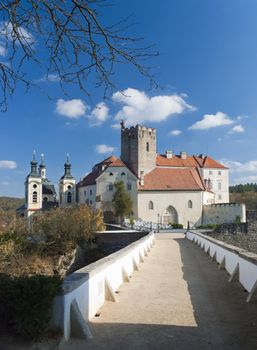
[21,122,246,227]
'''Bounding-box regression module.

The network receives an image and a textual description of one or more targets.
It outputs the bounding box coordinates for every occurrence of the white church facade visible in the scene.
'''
[21,122,246,227]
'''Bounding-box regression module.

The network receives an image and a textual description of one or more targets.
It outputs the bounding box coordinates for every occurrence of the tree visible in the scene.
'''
[112,181,133,223]
[0,0,157,110]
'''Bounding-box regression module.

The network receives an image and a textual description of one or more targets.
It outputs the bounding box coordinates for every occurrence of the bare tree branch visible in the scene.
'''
[0,0,158,110]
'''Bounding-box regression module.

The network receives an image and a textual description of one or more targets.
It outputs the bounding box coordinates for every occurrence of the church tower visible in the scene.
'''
[38,154,46,179]
[120,121,157,178]
[59,155,76,207]
[25,151,43,222]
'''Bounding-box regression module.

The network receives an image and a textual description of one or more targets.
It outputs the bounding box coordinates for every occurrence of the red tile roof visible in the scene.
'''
[77,156,127,187]
[138,167,206,191]
[156,154,227,169]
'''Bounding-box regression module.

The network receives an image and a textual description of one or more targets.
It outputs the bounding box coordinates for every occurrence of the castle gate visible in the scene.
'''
[162,206,178,225]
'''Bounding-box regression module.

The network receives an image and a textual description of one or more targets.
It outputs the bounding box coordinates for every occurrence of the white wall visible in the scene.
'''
[137,190,203,228]
[187,230,257,302]
[202,203,246,224]
[96,166,138,216]
[51,232,155,341]
[78,184,96,206]
[200,168,229,203]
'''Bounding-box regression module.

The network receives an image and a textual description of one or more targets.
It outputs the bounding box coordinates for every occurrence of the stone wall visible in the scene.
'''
[202,203,246,225]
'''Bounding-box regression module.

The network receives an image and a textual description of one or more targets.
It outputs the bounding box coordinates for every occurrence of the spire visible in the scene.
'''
[39,154,45,168]
[39,153,46,178]
[30,150,38,175]
[63,153,73,178]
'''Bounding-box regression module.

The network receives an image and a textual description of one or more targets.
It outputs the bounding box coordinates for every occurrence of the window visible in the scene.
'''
[84,190,86,196]
[90,200,93,205]
[121,172,125,176]
[43,197,48,202]
[32,191,37,203]
[218,171,221,175]
[86,199,89,205]
[188,200,193,209]
[108,184,113,191]
[146,142,149,152]
[149,201,154,210]
[33,184,37,189]
[218,194,222,200]
[90,189,92,196]
[218,182,222,190]
[67,192,72,203]
[67,185,71,190]
[127,182,132,191]
[109,172,113,176]
[209,170,213,175]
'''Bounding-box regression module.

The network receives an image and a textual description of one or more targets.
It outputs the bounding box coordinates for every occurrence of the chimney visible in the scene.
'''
[165,150,173,159]
[180,151,187,160]
[140,171,144,186]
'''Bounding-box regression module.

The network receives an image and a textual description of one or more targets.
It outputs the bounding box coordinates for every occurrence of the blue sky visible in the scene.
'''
[1,0,257,197]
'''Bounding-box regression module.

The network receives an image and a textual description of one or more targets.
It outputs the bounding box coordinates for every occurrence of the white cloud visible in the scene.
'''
[189,112,234,130]
[219,159,257,173]
[169,129,181,136]
[0,21,35,48]
[0,160,17,169]
[88,102,109,126]
[230,124,245,133]
[95,144,115,154]
[0,45,6,56]
[111,123,121,130]
[38,74,60,83]
[56,99,86,119]
[232,175,257,184]
[1,181,9,186]
[112,88,195,125]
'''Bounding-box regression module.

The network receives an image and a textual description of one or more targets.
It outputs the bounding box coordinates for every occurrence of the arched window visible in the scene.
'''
[127,182,132,191]
[32,191,37,203]
[121,172,125,176]
[149,201,154,210]
[67,192,72,203]
[146,142,149,152]
[188,200,193,209]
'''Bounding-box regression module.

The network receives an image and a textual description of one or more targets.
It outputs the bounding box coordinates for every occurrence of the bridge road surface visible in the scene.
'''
[64,232,257,350]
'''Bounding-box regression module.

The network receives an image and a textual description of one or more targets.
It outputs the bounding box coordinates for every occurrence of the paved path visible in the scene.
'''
[61,232,257,350]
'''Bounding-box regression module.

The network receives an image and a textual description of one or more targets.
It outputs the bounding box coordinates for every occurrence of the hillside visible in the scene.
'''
[0,197,25,211]
[229,183,257,210]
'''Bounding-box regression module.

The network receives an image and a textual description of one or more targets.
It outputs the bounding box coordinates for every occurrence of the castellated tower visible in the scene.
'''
[120,121,157,178]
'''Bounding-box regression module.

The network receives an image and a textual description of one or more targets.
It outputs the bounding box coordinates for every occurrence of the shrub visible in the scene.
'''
[0,274,62,339]
[170,223,183,229]
[197,224,221,230]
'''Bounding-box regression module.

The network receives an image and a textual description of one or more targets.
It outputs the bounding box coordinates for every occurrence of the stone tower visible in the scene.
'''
[59,155,76,207]
[25,151,42,222]
[120,121,157,178]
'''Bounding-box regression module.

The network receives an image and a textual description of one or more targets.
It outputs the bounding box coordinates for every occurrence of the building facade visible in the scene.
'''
[21,123,245,227]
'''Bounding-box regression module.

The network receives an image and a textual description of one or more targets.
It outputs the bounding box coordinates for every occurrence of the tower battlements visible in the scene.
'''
[120,122,157,177]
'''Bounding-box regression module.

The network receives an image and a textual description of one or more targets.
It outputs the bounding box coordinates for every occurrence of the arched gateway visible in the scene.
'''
[162,206,178,225]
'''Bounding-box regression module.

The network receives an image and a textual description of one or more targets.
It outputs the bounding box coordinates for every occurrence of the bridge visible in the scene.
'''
[55,231,257,350]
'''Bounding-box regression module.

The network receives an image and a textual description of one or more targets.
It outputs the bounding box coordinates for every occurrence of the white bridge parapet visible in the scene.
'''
[187,230,257,303]
[51,232,155,341]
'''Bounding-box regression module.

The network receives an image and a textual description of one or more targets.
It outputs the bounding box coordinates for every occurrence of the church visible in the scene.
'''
[22,122,246,227]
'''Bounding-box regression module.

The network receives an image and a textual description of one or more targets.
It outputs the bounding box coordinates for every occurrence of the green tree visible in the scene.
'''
[112,181,133,223]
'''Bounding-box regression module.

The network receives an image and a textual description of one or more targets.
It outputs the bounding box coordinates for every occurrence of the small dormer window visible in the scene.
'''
[109,172,113,176]
[121,172,125,176]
